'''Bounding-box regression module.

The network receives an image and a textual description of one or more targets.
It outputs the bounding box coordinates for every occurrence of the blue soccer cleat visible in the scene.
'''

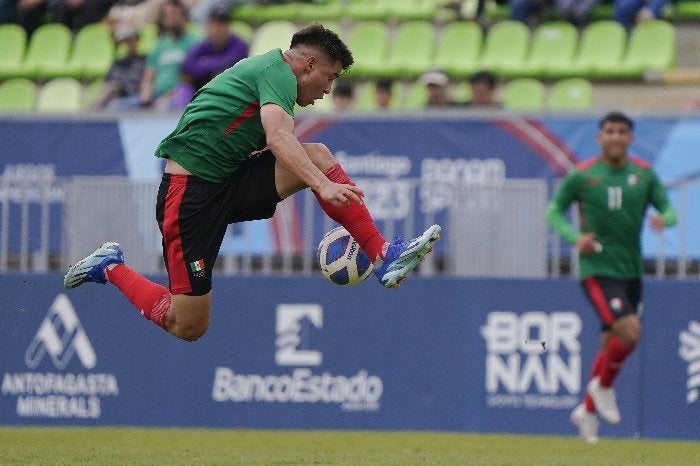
[63,242,124,289]
[374,224,441,288]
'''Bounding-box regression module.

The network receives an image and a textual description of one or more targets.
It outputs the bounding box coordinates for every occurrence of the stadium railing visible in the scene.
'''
[1,174,696,279]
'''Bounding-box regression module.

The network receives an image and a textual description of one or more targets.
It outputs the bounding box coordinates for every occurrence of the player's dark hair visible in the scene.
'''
[599,111,634,130]
[290,23,354,71]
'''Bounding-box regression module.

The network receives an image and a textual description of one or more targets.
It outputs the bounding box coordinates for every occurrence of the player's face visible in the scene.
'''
[296,53,342,107]
[598,121,632,165]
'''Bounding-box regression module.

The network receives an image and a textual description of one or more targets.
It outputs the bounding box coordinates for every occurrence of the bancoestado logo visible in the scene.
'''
[212,304,383,411]
[1,294,119,418]
[480,311,581,409]
[679,320,700,404]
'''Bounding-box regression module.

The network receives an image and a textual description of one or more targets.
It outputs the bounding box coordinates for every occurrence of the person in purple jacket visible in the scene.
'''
[175,4,248,107]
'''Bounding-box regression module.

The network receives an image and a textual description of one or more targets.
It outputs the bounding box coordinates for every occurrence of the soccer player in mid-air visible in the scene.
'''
[547,111,676,443]
[63,24,441,341]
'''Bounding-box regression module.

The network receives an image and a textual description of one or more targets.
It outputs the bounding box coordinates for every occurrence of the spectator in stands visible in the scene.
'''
[93,24,146,110]
[107,0,196,34]
[12,0,50,36]
[613,0,669,30]
[174,3,248,108]
[463,70,501,108]
[139,0,198,110]
[420,69,457,107]
[509,0,601,26]
[331,79,354,110]
[374,78,394,111]
[51,0,116,32]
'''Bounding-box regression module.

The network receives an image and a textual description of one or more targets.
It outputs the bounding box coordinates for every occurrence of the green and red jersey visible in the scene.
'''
[155,49,297,182]
[547,156,677,279]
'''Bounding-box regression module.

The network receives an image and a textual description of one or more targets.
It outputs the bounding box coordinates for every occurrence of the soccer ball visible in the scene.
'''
[317,226,374,286]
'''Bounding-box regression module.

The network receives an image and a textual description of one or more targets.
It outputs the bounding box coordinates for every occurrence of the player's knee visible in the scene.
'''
[174,321,209,342]
[304,143,335,169]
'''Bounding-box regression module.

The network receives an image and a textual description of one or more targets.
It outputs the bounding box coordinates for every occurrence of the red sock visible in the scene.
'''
[599,335,635,388]
[105,264,171,329]
[314,163,386,260]
[584,350,605,412]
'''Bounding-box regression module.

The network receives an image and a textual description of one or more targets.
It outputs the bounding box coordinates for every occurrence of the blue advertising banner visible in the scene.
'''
[1,274,698,439]
[2,114,698,258]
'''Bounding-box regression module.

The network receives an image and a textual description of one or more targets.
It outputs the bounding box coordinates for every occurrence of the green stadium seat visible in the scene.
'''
[616,20,676,79]
[522,21,578,79]
[65,23,115,79]
[344,0,391,21]
[255,2,301,22]
[384,21,436,78]
[403,80,429,110]
[296,0,344,21]
[571,20,626,79]
[344,21,390,78]
[17,23,72,80]
[453,81,472,104]
[389,0,439,21]
[249,20,298,56]
[0,24,27,79]
[84,79,105,108]
[36,78,83,112]
[675,0,700,19]
[478,20,530,78]
[230,21,253,43]
[137,22,159,56]
[0,78,37,112]
[548,78,593,110]
[432,21,483,78]
[501,78,545,111]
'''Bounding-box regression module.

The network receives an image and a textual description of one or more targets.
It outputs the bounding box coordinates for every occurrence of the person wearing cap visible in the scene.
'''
[420,69,457,107]
[174,4,248,107]
[464,70,501,108]
[93,24,147,110]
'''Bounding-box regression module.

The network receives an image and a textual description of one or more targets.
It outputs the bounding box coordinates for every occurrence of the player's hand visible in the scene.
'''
[318,182,364,207]
[576,232,602,255]
[649,213,666,232]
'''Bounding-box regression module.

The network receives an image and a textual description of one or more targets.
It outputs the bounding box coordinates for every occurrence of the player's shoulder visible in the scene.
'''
[628,155,652,170]
[574,156,600,172]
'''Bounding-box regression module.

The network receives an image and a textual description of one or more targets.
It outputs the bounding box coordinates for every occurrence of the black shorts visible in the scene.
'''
[581,276,642,330]
[155,151,281,296]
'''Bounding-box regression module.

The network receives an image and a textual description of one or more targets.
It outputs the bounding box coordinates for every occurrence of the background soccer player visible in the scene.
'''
[64,24,440,342]
[546,111,677,443]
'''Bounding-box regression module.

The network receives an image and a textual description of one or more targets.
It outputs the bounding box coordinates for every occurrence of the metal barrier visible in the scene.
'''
[1,175,697,279]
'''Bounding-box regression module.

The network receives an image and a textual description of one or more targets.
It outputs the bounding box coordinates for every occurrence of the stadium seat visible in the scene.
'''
[571,20,627,79]
[501,78,545,111]
[432,21,483,78]
[0,78,37,112]
[478,20,530,78]
[344,21,390,78]
[403,81,429,110]
[230,21,254,43]
[522,21,578,79]
[137,22,159,56]
[17,23,72,80]
[249,20,298,56]
[549,78,593,110]
[453,81,472,104]
[65,23,115,79]
[84,79,105,108]
[617,20,676,79]
[384,21,436,78]
[389,0,439,21]
[0,24,27,79]
[295,0,344,21]
[36,78,83,112]
[344,0,391,21]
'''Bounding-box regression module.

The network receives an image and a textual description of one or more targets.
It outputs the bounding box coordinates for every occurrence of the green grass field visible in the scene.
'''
[1,427,699,465]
